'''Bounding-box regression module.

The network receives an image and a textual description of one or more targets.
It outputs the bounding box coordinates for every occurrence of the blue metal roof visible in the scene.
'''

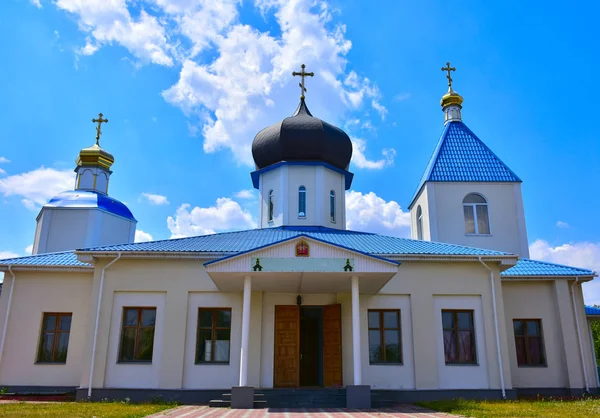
[409,121,522,208]
[45,190,136,221]
[0,251,90,268]
[501,258,595,277]
[79,226,509,256]
[585,306,600,316]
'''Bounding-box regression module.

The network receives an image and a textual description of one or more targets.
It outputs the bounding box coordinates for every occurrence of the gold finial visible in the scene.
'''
[92,113,109,145]
[292,64,314,99]
[441,62,456,89]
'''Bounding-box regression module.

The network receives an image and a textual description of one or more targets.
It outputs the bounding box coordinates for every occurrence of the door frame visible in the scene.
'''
[273,304,342,388]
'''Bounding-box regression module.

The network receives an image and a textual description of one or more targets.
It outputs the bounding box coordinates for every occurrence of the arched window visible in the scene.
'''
[268,190,274,222]
[298,186,306,218]
[416,205,423,240]
[330,190,336,223]
[463,193,490,235]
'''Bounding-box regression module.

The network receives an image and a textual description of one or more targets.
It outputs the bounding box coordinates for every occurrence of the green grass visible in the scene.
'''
[0,401,174,418]
[418,398,600,418]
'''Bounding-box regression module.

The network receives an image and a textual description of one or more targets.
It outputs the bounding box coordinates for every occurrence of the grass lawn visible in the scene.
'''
[419,398,600,418]
[0,401,174,418]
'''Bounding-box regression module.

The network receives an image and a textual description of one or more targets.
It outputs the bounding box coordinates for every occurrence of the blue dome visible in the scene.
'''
[45,190,136,221]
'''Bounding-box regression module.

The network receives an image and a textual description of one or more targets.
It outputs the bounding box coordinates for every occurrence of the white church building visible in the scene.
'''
[0,66,597,408]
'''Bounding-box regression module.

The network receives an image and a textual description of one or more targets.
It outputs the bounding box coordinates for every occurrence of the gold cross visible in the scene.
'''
[292,64,314,99]
[92,113,108,145]
[441,62,456,88]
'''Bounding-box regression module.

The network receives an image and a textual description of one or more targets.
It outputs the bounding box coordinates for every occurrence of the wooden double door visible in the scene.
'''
[274,304,342,388]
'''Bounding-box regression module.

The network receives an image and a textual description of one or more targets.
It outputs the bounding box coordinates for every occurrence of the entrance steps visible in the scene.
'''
[208,392,265,408]
[209,388,347,408]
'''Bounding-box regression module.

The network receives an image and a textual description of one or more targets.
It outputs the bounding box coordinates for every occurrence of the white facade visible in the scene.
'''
[76,166,111,194]
[411,182,530,258]
[0,244,594,397]
[258,164,347,230]
[33,208,136,255]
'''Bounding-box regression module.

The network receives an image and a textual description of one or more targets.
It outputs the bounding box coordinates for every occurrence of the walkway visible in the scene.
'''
[146,405,458,418]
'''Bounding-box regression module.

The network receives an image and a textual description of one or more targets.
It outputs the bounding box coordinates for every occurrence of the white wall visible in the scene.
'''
[258,164,346,229]
[104,292,166,389]
[182,292,242,389]
[433,295,489,389]
[34,208,135,254]
[76,167,110,194]
[0,271,93,387]
[410,185,432,240]
[502,281,567,388]
[429,182,529,257]
[359,294,415,389]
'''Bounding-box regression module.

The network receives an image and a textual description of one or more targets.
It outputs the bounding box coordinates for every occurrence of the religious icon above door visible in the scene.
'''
[296,240,309,257]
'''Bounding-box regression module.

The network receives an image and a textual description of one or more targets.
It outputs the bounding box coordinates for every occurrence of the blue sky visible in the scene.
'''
[1,0,599,300]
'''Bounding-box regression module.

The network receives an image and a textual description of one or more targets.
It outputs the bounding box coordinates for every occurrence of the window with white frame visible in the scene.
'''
[268,190,274,222]
[298,186,306,218]
[416,205,423,240]
[462,193,490,235]
[329,190,336,223]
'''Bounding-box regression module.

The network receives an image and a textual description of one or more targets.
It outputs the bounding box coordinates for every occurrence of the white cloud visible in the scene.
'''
[0,168,5,175]
[24,245,33,255]
[351,138,396,170]
[55,0,174,66]
[51,0,390,166]
[345,190,411,237]
[393,92,411,102]
[0,251,19,260]
[167,198,256,238]
[31,0,42,8]
[556,220,569,228]
[0,157,10,164]
[0,167,74,208]
[135,229,154,242]
[529,239,600,304]
[141,192,170,205]
[234,189,255,199]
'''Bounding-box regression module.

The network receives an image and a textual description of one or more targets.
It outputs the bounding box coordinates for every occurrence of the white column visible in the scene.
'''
[239,275,252,386]
[351,275,362,385]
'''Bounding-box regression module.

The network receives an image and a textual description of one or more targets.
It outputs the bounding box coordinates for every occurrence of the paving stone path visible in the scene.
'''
[146,405,459,418]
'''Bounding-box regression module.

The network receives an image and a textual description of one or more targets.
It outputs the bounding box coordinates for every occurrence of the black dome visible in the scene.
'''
[252,99,353,170]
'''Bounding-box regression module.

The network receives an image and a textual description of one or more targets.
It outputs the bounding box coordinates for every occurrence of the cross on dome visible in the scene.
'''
[292,64,314,99]
[441,62,456,89]
[92,113,108,145]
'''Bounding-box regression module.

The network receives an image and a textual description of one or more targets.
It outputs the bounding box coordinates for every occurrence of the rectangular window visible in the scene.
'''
[367,310,402,364]
[463,206,476,234]
[476,205,491,234]
[37,313,72,363]
[196,308,232,364]
[442,310,476,364]
[118,307,156,363]
[513,319,546,366]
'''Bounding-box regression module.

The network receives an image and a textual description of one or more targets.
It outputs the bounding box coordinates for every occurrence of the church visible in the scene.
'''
[0,64,597,409]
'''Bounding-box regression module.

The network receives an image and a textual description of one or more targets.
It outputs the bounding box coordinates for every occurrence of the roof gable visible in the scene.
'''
[205,235,400,275]
[409,121,521,208]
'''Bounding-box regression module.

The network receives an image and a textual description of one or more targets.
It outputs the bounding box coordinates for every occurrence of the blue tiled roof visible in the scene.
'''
[45,190,136,221]
[409,121,521,208]
[0,251,90,267]
[585,306,600,316]
[501,258,595,277]
[79,226,509,256]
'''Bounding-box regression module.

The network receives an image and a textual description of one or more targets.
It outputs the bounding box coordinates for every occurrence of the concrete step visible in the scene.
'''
[209,393,267,409]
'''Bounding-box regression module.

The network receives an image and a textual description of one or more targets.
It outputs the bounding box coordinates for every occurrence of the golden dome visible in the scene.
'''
[76,143,114,171]
[440,88,464,108]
